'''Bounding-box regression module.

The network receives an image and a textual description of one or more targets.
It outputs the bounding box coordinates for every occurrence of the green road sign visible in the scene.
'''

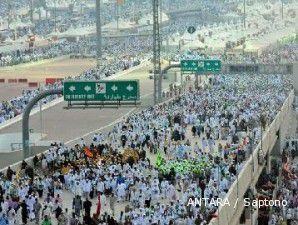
[181,59,221,73]
[181,60,199,72]
[63,80,140,101]
[204,59,221,72]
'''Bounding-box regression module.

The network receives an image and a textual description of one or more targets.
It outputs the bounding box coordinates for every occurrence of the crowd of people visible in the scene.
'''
[0,0,294,118]
[0,1,296,224]
[268,141,298,225]
[0,35,150,68]
[166,41,298,65]
[259,43,298,64]
[0,73,292,224]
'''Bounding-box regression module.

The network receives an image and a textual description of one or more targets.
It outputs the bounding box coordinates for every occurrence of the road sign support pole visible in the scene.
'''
[22,88,63,159]
[180,72,183,89]
[195,73,199,89]
[30,0,34,23]
[96,0,102,68]
[243,0,246,29]
[38,83,43,139]
[153,0,162,104]
[116,1,119,32]
[281,0,284,20]
[54,0,57,31]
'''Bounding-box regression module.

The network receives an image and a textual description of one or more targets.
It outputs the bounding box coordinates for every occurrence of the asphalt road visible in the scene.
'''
[0,65,176,168]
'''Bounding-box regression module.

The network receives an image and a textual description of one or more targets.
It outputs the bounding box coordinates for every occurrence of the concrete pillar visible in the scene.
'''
[278,91,297,153]
[271,135,281,156]
[266,153,271,174]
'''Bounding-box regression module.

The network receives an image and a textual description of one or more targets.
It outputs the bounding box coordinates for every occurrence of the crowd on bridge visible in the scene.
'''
[0,72,292,225]
[167,42,298,65]
[267,141,298,225]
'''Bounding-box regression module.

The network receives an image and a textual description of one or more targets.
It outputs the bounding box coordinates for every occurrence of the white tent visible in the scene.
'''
[138,12,169,26]
[10,20,33,29]
[62,26,95,37]
[102,19,135,31]
[182,40,206,50]
[4,37,14,43]
[33,7,48,20]
[16,7,30,16]
[15,35,29,43]
[47,30,63,38]
[46,0,72,9]
[181,31,199,42]
[163,35,180,46]
[0,21,8,31]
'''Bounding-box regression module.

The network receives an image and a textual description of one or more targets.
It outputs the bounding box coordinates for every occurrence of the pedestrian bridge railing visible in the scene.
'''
[209,89,295,225]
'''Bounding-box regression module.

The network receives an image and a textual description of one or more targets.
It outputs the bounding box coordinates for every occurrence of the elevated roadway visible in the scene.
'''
[0,61,176,168]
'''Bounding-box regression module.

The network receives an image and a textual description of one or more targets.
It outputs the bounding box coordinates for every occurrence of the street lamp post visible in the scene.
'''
[281,0,284,20]
[243,0,246,29]
[30,0,34,22]
[160,0,162,50]
[95,0,102,68]
[116,1,119,32]
[54,0,57,32]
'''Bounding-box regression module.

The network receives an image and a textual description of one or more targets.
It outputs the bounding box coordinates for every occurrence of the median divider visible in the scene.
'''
[28,82,38,88]
[18,78,28,83]
[8,79,17,83]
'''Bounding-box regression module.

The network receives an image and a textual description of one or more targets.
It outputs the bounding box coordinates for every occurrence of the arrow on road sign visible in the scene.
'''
[69,86,76,92]
[183,62,188,67]
[84,85,91,92]
[127,84,134,92]
[111,85,118,92]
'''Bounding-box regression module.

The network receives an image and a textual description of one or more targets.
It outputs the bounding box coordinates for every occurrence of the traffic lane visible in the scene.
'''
[0,68,172,143]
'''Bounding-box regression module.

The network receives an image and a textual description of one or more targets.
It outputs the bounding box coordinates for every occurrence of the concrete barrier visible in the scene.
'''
[28,82,38,87]
[18,78,28,83]
[8,79,17,83]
